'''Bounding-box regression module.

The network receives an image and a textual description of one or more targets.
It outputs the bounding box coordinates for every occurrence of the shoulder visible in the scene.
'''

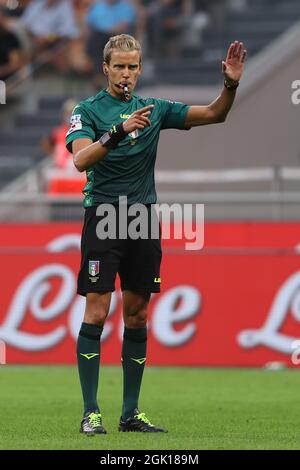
[132,94,159,107]
[75,91,107,113]
[132,95,175,119]
[134,95,179,107]
[83,90,107,106]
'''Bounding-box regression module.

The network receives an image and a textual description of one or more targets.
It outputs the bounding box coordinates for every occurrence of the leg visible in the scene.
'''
[119,233,161,418]
[83,291,111,326]
[77,292,111,434]
[118,209,166,431]
[123,290,150,329]
[121,290,150,420]
[76,206,121,434]
[119,289,167,432]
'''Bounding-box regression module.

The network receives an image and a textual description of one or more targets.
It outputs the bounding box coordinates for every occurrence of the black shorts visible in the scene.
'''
[77,205,162,296]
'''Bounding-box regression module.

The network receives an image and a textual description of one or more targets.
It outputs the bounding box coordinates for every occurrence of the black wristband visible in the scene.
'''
[99,123,127,149]
[224,78,239,91]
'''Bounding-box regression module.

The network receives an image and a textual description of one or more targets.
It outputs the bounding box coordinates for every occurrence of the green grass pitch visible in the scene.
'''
[1,366,300,450]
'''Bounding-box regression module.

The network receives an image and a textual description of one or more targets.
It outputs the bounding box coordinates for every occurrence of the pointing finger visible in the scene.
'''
[135,105,154,115]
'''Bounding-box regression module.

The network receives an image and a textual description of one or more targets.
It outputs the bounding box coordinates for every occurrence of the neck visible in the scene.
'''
[106,86,119,99]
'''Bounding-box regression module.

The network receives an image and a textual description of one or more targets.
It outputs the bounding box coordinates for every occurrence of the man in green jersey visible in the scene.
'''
[66,34,246,435]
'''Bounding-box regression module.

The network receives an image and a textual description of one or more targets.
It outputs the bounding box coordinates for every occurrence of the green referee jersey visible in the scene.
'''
[66,89,190,207]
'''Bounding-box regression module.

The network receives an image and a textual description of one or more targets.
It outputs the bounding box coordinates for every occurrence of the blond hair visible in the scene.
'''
[103,34,142,64]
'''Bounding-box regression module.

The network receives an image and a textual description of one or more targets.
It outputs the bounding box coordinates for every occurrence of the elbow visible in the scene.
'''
[215,114,227,124]
[73,154,86,173]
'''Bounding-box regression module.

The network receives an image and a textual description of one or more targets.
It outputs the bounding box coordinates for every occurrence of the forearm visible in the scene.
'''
[185,86,237,127]
[72,106,154,172]
[74,141,108,172]
[208,85,237,122]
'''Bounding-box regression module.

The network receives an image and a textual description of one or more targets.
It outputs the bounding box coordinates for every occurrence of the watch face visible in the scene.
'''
[100,132,111,147]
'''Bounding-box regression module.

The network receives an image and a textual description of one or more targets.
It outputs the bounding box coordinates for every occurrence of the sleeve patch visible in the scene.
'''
[66,114,82,136]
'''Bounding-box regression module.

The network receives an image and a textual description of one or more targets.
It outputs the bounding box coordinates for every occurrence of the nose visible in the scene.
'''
[122,67,130,78]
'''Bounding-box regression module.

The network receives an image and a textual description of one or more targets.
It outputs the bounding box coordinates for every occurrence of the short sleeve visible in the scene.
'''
[66,104,96,153]
[159,99,190,130]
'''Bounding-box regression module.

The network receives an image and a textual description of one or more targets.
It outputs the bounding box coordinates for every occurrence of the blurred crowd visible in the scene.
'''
[0,0,249,194]
[0,0,249,84]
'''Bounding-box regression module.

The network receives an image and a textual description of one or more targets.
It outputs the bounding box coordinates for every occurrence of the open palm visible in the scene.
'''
[222,41,247,82]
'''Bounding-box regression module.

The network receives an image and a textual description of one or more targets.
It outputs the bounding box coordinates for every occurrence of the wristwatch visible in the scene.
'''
[224,78,239,91]
[99,123,127,149]
[99,131,115,148]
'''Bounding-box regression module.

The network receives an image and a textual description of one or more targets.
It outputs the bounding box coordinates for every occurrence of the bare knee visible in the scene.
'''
[83,292,111,327]
[125,309,148,328]
[123,291,150,328]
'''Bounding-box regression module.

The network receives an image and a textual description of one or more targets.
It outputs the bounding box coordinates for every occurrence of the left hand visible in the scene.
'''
[222,41,247,82]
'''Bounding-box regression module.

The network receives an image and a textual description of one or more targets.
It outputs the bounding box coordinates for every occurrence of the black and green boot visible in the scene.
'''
[80,411,107,435]
[119,409,167,433]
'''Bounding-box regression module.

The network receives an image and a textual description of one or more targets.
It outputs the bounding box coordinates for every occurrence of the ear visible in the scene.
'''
[102,62,108,76]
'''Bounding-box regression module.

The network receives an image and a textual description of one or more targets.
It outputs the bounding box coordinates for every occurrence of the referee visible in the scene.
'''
[66,34,246,435]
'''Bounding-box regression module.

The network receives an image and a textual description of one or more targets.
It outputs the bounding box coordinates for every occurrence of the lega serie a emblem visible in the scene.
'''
[89,260,100,283]
[66,114,82,136]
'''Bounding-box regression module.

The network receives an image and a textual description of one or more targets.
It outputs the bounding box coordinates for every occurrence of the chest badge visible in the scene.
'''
[129,129,139,145]
[129,129,139,139]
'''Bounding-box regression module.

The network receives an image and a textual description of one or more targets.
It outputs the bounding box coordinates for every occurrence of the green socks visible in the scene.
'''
[77,322,103,416]
[121,326,147,420]
[77,323,147,419]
